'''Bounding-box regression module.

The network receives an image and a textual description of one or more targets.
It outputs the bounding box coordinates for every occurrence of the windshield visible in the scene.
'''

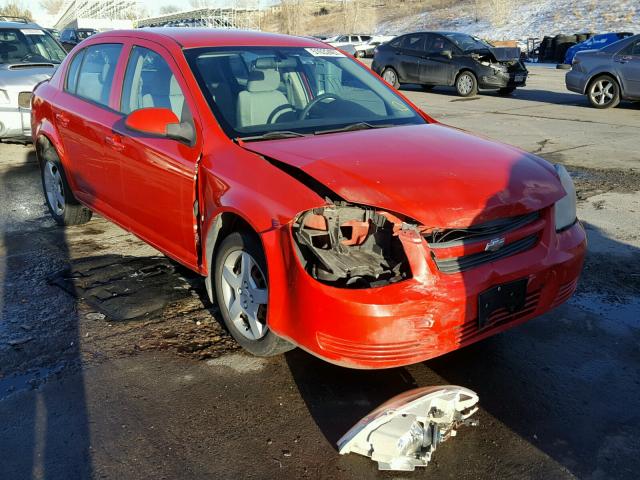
[0,28,66,64]
[442,33,492,52]
[186,46,425,140]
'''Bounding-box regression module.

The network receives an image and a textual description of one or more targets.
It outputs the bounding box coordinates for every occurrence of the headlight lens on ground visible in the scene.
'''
[554,164,577,231]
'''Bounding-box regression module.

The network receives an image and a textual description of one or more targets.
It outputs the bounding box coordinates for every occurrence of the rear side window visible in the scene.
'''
[74,43,122,107]
[65,49,84,93]
[401,34,426,51]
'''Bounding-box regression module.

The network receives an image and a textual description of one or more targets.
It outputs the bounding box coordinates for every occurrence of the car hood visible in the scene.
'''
[0,64,56,90]
[243,124,565,228]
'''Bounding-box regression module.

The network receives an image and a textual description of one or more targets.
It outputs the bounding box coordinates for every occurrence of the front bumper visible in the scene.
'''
[263,211,586,369]
[0,106,32,139]
[479,70,527,89]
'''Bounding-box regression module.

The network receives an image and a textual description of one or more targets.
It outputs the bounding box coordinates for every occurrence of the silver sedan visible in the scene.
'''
[566,34,640,108]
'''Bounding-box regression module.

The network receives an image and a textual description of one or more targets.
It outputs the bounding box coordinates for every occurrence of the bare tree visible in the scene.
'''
[0,2,33,21]
[279,0,310,36]
[341,0,377,33]
[39,0,64,15]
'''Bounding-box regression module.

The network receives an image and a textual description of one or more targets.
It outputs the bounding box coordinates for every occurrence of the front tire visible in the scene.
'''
[214,231,294,357]
[587,75,620,109]
[381,67,400,89]
[455,71,478,97]
[40,146,92,226]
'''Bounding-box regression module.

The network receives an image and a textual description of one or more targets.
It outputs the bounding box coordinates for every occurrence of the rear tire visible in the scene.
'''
[39,145,92,226]
[587,75,620,109]
[214,231,294,357]
[381,67,400,89]
[455,71,478,97]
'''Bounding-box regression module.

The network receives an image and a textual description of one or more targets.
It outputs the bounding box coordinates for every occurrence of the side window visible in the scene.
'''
[65,48,85,93]
[75,43,122,106]
[120,46,192,125]
[621,40,640,56]
[389,37,402,48]
[401,34,426,52]
[426,35,450,54]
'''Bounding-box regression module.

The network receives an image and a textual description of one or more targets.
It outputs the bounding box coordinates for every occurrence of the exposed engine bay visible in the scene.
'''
[292,202,417,288]
[471,48,527,74]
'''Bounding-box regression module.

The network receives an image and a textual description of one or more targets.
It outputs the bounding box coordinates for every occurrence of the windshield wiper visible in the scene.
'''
[237,131,307,142]
[314,122,394,136]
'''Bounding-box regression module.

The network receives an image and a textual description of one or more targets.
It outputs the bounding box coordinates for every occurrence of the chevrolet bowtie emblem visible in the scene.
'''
[485,237,506,252]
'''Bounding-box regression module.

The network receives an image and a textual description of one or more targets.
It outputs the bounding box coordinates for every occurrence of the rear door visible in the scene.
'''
[421,34,457,85]
[53,42,125,219]
[617,39,640,97]
[113,40,202,269]
[396,33,427,83]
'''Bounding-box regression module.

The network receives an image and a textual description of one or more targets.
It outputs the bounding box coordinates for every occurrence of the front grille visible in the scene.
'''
[427,211,539,246]
[433,234,538,274]
[458,288,541,343]
[18,91,32,109]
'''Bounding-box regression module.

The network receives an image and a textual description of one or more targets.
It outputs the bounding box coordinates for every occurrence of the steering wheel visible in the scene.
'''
[298,93,341,120]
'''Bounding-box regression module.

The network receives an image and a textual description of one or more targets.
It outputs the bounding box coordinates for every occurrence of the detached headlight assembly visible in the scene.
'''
[554,164,577,231]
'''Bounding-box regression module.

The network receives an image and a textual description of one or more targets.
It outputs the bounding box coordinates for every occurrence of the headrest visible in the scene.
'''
[247,69,280,93]
[254,57,277,69]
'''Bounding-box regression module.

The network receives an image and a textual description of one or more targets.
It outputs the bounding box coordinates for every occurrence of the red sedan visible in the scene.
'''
[31,29,586,369]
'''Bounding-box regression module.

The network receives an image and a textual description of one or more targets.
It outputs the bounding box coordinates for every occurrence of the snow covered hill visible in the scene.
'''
[377,0,639,40]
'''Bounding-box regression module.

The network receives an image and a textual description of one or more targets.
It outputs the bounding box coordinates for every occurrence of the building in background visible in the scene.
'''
[54,0,138,31]
[135,3,261,30]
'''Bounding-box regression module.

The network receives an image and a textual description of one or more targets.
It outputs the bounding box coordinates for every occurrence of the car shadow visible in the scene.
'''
[0,147,93,478]
[286,153,639,478]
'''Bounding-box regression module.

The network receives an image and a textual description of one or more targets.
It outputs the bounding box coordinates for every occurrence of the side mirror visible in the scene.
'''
[441,50,453,59]
[124,107,194,144]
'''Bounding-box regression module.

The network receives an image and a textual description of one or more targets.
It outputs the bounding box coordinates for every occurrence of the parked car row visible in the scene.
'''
[30,28,586,368]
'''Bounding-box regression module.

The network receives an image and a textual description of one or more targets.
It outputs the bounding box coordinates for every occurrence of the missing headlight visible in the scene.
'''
[292,203,412,288]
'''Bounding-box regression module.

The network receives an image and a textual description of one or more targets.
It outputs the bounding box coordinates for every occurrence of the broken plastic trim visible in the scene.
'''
[338,386,479,471]
[292,203,413,288]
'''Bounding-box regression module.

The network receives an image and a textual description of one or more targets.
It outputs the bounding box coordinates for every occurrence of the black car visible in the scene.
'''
[372,31,528,96]
[59,27,97,51]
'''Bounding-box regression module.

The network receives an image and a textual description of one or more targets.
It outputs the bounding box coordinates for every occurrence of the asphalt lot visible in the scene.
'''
[1,64,639,479]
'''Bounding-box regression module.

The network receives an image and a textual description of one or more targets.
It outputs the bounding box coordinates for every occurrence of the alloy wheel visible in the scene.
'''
[590,79,616,106]
[43,160,65,216]
[219,249,268,341]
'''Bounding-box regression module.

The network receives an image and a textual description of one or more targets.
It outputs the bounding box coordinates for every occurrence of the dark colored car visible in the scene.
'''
[372,31,528,97]
[566,34,640,108]
[59,27,97,51]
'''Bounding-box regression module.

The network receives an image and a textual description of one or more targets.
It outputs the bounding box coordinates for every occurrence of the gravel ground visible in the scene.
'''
[1,65,639,480]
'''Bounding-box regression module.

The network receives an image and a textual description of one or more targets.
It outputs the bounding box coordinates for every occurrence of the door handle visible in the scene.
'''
[105,135,125,152]
[616,56,632,63]
[55,112,69,127]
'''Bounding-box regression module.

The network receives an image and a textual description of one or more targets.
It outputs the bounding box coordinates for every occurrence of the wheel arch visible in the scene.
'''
[585,71,620,95]
[203,210,262,303]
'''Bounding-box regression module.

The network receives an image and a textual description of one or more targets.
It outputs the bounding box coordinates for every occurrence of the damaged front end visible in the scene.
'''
[292,203,418,288]
[338,386,479,471]
[471,47,528,89]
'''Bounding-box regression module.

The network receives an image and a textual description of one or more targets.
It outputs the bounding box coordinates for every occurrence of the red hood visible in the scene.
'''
[244,124,565,227]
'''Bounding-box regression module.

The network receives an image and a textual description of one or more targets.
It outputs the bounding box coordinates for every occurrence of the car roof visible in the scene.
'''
[92,28,328,49]
[0,21,42,29]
